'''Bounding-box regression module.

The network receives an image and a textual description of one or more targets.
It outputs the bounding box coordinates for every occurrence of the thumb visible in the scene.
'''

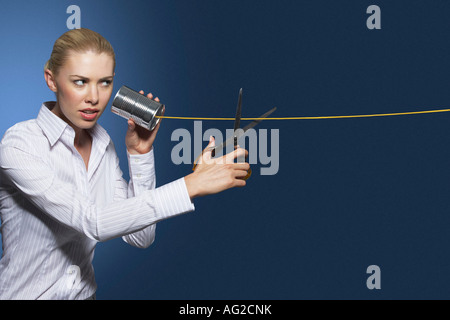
[127,119,136,132]
[198,136,215,164]
[193,136,215,170]
[208,135,215,148]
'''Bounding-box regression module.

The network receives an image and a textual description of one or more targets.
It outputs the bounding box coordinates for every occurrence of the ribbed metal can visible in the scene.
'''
[111,85,164,131]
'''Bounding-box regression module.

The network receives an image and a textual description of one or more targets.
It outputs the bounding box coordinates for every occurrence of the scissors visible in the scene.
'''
[193,88,276,180]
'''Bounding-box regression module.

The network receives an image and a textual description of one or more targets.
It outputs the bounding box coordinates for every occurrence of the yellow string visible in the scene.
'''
[180,107,450,180]
[156,108,450,120]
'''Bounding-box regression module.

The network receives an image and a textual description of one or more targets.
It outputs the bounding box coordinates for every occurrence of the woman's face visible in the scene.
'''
[46,50,115,131]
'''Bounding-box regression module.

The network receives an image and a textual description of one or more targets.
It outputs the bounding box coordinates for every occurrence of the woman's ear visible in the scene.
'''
[44,69,58,93]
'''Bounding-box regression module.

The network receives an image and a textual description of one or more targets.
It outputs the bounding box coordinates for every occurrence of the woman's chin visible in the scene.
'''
[71,118,99,131]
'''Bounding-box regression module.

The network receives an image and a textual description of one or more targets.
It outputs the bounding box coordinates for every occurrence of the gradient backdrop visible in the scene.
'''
[2,0,450,299]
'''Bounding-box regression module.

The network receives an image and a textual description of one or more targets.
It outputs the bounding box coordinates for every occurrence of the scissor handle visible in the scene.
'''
[243,167,252,180]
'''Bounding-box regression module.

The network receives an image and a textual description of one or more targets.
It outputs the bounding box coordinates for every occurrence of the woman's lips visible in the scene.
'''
[79,109,99,121]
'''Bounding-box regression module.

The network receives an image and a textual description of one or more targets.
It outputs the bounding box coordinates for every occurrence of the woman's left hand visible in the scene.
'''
[125,90,165,155]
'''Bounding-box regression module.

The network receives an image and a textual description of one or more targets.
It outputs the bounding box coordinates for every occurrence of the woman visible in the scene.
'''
[0,28,249,300]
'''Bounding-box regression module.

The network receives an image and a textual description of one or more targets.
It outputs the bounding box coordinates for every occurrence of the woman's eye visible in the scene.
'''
[102,80,112,87]
[74,80,85,86]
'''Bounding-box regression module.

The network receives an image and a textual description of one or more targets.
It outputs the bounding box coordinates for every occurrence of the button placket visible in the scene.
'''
[71,145,90,200]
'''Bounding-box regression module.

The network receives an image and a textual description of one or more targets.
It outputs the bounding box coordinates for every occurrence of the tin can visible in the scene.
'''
[111,85,164,131]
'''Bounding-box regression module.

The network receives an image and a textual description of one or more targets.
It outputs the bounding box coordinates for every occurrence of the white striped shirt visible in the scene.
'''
[0,102,195,300]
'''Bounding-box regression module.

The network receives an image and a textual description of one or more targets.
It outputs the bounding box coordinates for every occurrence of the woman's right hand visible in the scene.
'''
[184,136,250,199]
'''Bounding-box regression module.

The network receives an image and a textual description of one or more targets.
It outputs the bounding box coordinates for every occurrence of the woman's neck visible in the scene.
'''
[73,128,91,148]
[73,128,92,170]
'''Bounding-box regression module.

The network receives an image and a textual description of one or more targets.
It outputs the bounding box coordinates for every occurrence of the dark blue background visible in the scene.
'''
[2,0,450,299]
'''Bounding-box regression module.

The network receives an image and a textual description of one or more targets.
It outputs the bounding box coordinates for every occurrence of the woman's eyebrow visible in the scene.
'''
[69,75,114,80]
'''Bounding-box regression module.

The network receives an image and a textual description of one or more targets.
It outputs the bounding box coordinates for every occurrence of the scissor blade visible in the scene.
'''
[213,106,277,155]
[241,107,277,133]
[233,88,243,132]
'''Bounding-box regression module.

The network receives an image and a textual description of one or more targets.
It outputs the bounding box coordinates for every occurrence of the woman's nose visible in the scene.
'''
[85,85,99,105]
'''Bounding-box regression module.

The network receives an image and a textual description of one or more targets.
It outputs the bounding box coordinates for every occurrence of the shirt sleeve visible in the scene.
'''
[0,144,195,243]
[119,149,158,248]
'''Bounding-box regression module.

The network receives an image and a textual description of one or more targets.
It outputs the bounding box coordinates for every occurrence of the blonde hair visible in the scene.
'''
[44,28,115,74]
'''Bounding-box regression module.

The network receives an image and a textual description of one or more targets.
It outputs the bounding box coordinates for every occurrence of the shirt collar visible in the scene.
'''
[36,102,70,147]
[36,101,111,148]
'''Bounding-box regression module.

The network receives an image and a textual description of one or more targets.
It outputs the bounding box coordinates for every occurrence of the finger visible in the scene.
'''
[233,178,246,187]
[230,162,250,171]
[147,92,154,100]
[155,97,160,102]
[223,147,248,164]
[139,90,144,95]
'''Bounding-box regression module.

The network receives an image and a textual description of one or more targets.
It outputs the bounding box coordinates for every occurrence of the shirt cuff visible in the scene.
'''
[153,177,195,219]
[127,148,155,182]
